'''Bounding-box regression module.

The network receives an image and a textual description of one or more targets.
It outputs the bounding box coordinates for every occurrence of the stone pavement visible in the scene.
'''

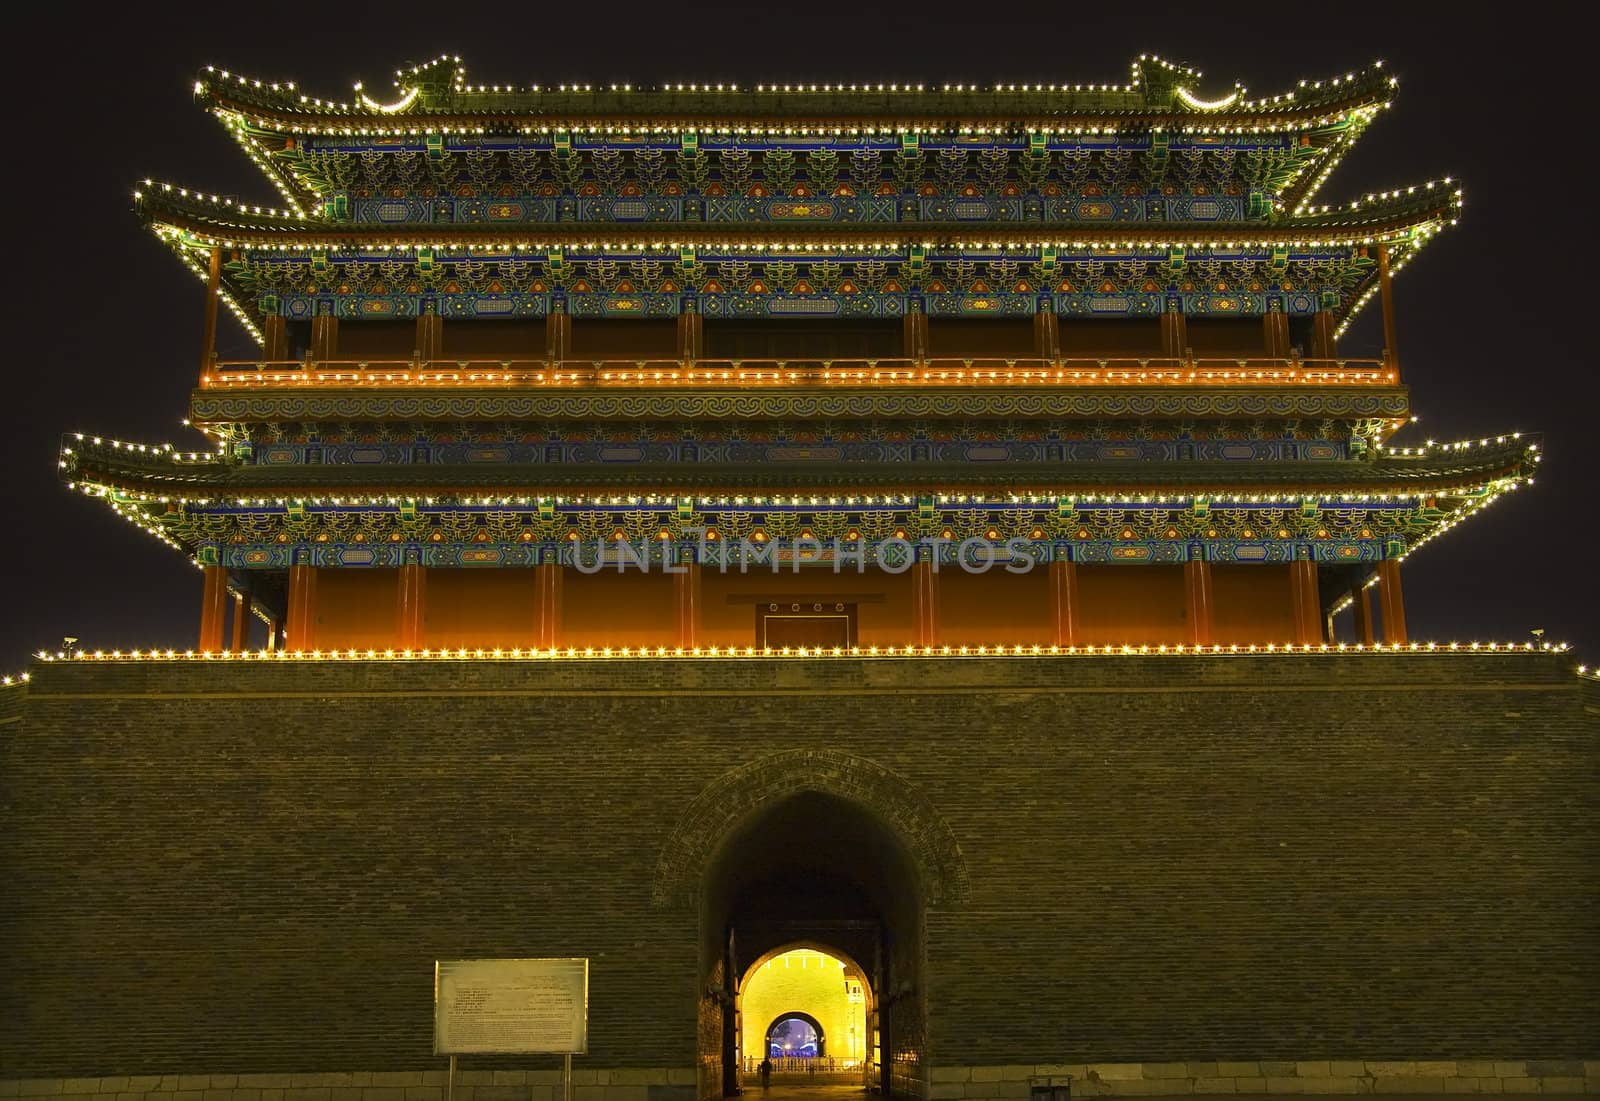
[737,1087,1539,1101]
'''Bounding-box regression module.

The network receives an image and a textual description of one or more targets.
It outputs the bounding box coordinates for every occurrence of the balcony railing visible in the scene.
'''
[200,355,1395,390]
[742,1057,863,1074]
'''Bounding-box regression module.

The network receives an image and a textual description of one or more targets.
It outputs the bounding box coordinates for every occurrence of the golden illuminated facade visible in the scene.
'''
[60,54,1536,654]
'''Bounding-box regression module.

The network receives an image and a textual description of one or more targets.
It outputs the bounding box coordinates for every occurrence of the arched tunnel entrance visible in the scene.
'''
[700,790,926,1099]
[743,947,871,1081]
[766,1009,826,1059]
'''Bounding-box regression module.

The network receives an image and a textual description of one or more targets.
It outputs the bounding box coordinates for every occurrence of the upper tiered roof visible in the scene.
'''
[131,54,1453,347]
[195,54,1397,214]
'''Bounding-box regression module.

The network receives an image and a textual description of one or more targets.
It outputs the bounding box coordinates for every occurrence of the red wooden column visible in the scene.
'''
[1288,559,1321,645]
[285,563,318,650]
[535,561,563,650]
[414,310,444,363]
[1309,310,1337,361]
[674,557,701,649]
[398,562,426,649]
[677,307,703,363]
[546,306,571,364]
[229,591,252,652]
[199,246,222,384]
[902,307,929,363]
[1352,583,1375,645]
[261,313,289,362]
[1184,557,1214,647]
[198,564,228,652]
[1160,306,1188,360]
[1033,308,1060,361]
[1048,556,1079,647]
[912,558,939,648]
[309,311,338,363]
[1377,558,1408,644]
[1377,244,1400,380]
[1263,309,1290,358]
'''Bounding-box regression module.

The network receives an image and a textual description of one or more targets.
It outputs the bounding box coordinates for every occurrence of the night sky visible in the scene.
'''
[5,6,1594,671]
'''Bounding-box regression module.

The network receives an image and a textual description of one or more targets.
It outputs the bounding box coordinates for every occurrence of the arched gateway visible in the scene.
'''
[764,1010,825,1058]
[654,750,967,1100]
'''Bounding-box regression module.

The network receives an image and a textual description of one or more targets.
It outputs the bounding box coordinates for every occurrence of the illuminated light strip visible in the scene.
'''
[138,179,300,220]
[1,671,30,687]
[357,87,420,114]
[1329,210,1459,341]
[31,640,1573,663]
[61,474,1527,508]
[149,222,1449,251]
[1375,433,1530,457]
[68,432,1533,473]
[211,110,308,215]
[1578,665,1600,684]
[212,114,1382,138]
[167,238,264,347]
[200,366,1398,391]
[1175,86,1241,111]
[203,62,1387,124]
[60,478,1524,508]
[1393,479,1527,563]
[1296,178,1457,219]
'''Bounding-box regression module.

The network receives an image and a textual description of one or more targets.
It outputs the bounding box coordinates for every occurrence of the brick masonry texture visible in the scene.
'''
[7,1060,1600,1100]
[1,653,1595,1083]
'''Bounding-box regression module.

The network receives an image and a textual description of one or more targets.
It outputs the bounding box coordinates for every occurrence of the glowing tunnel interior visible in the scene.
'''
[742,947,870,1066]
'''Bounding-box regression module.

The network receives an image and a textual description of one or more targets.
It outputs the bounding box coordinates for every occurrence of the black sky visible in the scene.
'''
[4,4,1594,671]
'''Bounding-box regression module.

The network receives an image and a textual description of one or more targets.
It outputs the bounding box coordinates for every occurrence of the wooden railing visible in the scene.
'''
[201,355,1395,390]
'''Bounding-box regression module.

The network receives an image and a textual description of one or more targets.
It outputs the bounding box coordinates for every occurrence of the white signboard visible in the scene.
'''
[434,958,589,1054]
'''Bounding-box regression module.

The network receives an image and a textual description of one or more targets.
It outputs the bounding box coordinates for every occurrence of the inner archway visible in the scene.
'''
[766,1012,823,1059]
[699,787,928,1098]
[742,947,872,1078]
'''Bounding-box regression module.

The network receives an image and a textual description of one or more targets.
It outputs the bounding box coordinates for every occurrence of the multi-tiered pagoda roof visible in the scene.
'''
[60,55,1535,654]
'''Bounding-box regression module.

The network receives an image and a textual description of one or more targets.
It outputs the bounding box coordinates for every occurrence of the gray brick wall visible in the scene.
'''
[1,653,1595,1081]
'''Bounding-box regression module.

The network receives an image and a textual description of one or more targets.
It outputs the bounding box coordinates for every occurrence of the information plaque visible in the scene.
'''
[434,958,589,1055]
